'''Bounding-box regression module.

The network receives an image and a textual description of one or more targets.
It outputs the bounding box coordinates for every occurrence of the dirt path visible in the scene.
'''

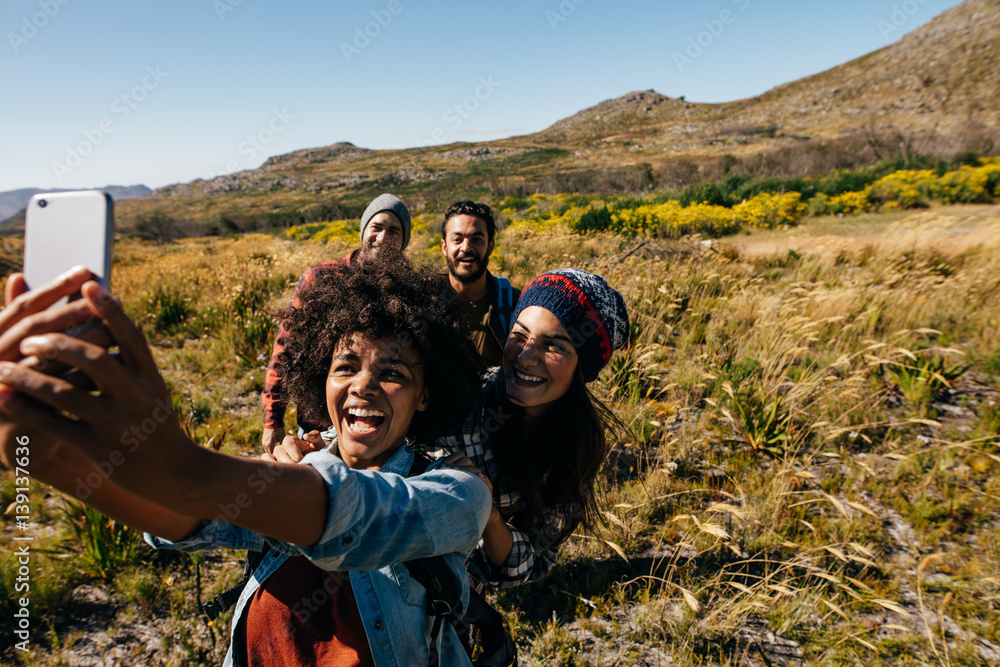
[722,204,1000,259]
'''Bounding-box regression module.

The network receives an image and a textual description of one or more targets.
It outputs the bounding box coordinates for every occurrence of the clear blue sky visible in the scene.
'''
[0,0,965,192]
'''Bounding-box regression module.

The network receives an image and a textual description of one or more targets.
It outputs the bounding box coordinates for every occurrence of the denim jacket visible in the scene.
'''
[147,444,491,667]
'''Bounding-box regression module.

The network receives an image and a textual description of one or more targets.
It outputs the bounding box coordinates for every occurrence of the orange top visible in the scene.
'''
[244,555,374,667]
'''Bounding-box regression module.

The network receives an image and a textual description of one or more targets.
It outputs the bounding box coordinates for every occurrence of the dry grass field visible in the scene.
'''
[2,203,999,665]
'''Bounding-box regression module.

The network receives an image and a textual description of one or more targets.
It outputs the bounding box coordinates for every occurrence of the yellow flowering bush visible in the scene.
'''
[671,202,744,236]
[504,194,601,233]
[609,202,674,236]
[866,169,935,208]
[865,161,1000,207]
[932,160,1000,203]
[498,159,1000,239]
[505,192,807,238]
[284,222,329,241]
[810,190,876,216]
[285,219,358,245]
[506,211,577,233]
[314,222,359,245]
[733,192,807,228]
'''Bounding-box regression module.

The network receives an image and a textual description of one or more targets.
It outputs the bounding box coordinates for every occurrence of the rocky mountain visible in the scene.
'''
[115,0,999,231]
[532,0,999,154]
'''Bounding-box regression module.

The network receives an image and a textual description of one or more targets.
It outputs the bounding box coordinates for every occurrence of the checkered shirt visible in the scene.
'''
[434,368,578,588]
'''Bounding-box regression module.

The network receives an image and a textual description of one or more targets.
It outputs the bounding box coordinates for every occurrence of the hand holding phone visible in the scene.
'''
[24,190,113,293]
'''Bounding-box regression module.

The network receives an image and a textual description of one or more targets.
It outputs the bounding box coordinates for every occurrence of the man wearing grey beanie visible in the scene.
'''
[260,193,412,452]
[358,192,412,254]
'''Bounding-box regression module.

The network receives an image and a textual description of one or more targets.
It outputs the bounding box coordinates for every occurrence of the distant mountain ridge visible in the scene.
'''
[0,185,151,223]
[529,0,999,151]
[97,0,1000,231]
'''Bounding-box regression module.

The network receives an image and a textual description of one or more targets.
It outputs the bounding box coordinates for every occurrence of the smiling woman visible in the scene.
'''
[504,305,579,417]
[0,258,492,667]
[326,333,430,470]
[439,268,632,588]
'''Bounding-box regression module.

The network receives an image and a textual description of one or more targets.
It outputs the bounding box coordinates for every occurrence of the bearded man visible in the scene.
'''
[440,201,520,367]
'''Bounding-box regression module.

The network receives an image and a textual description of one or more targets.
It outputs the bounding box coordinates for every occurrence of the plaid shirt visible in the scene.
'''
[261,252,357,431]
[435,368,577,588]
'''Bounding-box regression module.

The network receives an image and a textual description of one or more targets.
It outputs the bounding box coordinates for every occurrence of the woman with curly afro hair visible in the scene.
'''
[0,258,493,666]
[274,253,486,455]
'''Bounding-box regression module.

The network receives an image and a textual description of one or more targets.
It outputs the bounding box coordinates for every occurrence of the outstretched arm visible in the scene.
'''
[0,279,329,545]
[24,440,207,540]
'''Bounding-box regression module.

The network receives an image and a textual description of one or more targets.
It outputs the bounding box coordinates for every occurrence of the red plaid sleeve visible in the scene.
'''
[261,253,354,430]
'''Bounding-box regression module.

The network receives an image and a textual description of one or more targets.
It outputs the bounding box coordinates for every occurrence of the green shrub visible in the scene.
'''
[574,206,614,233]
[722,356,762,384]
[983,349,1000,377]
[220,269,292,368]
[143,286,193,334]
[679,182,732,207]
[60,500,147,582]
[885,355,968,414]
[722,382,795,455]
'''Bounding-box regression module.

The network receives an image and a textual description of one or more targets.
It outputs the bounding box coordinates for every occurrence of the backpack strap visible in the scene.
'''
[403,556,470,666]
[466,588,518,667]
[403,451,468,665]
[404,449,517,667]
[408,450,432,476]
[203,543,271,621]
[492,276,516,336]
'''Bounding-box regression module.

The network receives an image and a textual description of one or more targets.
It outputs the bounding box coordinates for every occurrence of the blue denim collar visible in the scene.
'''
[315,436,416,476]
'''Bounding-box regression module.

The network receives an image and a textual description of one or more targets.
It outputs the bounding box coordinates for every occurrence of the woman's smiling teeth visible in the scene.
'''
[346,407,386,434]
[515,369,546,385]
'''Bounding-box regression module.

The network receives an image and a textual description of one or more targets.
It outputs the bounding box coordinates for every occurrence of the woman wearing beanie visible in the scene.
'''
[438,268,630,588]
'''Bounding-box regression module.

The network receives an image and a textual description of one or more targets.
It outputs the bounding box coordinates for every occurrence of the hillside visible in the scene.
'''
[112,0,999,233]
[535,0,1000,151]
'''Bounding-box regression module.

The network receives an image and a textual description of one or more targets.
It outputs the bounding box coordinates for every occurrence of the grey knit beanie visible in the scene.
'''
[359,193,411,250]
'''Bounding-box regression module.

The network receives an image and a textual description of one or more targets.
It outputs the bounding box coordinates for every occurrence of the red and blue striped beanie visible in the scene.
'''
[513,269,629,382]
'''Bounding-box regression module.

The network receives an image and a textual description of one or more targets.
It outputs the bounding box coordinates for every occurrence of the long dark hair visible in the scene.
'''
[487,364,625,542]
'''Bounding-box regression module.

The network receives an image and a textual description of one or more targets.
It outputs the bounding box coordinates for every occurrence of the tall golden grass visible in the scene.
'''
[1,204,998,665]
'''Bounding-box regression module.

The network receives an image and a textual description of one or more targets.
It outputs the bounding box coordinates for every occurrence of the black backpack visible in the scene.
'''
[203,453,517,667]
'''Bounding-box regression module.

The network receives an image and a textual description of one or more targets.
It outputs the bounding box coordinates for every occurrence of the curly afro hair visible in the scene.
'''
[275,254,485,445]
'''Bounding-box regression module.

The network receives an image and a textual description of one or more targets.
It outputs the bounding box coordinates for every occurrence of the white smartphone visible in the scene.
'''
[23,190,113,292]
